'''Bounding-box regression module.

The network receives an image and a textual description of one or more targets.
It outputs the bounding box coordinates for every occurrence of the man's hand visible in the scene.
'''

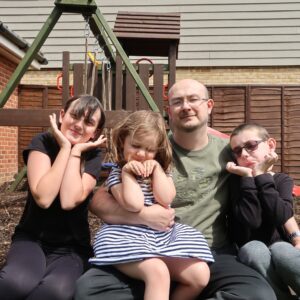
[141,204,175,231]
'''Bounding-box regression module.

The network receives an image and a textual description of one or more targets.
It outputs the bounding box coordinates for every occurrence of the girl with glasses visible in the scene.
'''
[226,123,300,300]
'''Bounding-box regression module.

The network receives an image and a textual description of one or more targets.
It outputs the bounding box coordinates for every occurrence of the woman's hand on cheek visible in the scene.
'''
[49,113,71,149]
[73,134,107,154]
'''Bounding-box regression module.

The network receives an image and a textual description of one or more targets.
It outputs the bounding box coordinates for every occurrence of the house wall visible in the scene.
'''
[0,54,18,185]
[1,0,300,68]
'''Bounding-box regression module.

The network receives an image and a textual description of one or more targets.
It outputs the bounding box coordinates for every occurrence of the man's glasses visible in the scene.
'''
[169,98,208,108]
[232,140,265,158]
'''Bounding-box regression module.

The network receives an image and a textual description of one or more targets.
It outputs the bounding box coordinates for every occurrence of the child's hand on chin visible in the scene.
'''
[253,152,278,176]
[226,162,253,177]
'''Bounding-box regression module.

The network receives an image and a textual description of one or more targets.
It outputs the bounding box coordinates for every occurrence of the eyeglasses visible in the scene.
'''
[232,140,265,158]
[169,98,208,108]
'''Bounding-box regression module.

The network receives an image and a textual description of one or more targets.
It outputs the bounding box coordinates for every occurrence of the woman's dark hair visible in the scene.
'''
[64,94,106,139]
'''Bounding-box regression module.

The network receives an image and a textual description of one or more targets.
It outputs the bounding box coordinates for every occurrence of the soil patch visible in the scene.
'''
[0,180,101,267]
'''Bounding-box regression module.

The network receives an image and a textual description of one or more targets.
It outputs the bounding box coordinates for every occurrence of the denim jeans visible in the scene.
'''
[238,240,300,300]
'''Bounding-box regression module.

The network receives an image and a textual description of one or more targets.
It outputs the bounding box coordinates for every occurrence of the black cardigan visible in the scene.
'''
[228,173,294,247]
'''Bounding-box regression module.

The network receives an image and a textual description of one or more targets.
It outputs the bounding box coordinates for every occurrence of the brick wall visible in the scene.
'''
[21,69,73,86]
[176,66,300,85]
[0,55,18,185]
[21,66,300,86]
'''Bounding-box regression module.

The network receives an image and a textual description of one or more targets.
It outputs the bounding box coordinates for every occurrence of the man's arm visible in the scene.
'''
[89,184,175,231]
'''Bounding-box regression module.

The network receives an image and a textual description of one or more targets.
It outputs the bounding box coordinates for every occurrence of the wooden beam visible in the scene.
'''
[62,51,70,104]
[54,0,97,14]
[0,109,130,128]
[0,109,58,126]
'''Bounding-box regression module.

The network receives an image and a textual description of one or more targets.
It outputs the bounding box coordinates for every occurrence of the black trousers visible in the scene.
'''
[0,236,86,300]
[75,248,277,300]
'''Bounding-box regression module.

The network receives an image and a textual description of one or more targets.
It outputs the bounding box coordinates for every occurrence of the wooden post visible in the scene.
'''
[168,43,177,88]
[153,64,164,113]
[138,64,150,110]
[115,54,123,109]
[62,51,70,104]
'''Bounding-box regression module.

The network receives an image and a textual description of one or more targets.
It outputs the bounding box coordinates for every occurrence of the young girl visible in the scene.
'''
[227,123,300,300]
[89,110,214,300]
[0,95,106,300]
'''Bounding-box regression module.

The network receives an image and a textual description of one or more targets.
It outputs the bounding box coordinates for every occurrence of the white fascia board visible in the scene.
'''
[0,35,41,70]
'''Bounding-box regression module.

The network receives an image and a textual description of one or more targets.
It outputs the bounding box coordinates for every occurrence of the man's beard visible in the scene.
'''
[177,119,207,133]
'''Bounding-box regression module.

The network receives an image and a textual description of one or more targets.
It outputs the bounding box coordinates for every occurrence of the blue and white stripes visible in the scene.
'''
[90,223,214,265]
[90,166,214,266]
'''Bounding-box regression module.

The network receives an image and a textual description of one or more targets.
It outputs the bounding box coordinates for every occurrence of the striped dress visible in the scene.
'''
[89,167,214,266]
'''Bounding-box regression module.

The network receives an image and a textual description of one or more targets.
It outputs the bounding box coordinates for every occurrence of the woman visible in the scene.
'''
[0,95,106,300]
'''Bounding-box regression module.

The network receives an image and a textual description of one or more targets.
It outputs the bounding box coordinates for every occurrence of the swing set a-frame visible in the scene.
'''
[0,0,182,190]
[0,0,160,111]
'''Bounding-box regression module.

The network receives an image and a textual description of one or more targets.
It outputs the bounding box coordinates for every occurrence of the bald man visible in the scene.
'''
[75,79,276,300]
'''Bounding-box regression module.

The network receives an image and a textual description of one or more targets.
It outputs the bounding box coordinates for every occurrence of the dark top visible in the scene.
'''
[228,173,294,247]
[14,132,102,256]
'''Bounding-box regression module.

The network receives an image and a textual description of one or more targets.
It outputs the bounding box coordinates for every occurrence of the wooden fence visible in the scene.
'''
[208,85,300,184]
[0,83,299,184]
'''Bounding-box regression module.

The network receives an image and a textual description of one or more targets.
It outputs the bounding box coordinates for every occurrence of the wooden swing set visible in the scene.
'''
[0,0,181,190]
[1,0,154,108]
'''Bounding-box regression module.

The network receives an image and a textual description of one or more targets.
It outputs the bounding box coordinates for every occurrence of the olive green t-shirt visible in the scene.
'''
[170,134,232,249]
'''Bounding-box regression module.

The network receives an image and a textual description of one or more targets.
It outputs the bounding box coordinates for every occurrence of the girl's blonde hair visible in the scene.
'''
[112,110,172,171]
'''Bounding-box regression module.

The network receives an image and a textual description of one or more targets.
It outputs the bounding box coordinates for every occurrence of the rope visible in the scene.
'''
[107,62,112,110]
[102,61,114,163]
[102,62,106,110]
[90,37,99,95]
